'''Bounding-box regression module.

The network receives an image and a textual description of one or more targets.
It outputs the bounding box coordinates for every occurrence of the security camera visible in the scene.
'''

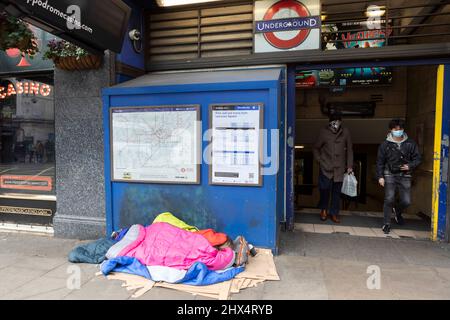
[129,29,141,41]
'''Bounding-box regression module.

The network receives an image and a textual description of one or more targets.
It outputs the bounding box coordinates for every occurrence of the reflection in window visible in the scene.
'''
[0,76,55,196]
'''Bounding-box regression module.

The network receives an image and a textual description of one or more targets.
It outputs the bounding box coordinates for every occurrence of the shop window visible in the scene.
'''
[0,75,55,225]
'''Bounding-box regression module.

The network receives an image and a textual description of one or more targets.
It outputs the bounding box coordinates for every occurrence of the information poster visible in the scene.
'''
[111,105,200,184]
[210,104,263,186]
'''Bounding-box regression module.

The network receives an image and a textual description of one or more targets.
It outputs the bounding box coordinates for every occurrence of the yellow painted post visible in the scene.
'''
[432,65,445,241]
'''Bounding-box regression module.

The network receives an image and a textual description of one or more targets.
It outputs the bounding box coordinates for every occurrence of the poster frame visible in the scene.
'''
[208,102,265,187]
[109,105,201,185]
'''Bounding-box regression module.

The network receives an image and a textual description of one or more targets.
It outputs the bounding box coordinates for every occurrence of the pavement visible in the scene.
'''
[1,230,450,300]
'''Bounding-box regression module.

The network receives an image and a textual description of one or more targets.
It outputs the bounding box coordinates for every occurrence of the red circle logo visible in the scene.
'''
[263,0,312,49]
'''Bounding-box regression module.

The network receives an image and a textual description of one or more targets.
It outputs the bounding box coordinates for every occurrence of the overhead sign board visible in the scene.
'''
[0,0,131,54]
[254,0,321,53]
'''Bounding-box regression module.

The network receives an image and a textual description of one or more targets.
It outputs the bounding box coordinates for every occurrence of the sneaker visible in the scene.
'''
[393,208,405,225]
[382,224,391,234]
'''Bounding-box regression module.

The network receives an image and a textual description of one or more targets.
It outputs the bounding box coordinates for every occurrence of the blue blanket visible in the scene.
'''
[101,256,244,286]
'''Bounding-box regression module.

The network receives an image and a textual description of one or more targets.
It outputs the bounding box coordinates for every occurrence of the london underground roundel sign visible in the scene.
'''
[254,0,321,53]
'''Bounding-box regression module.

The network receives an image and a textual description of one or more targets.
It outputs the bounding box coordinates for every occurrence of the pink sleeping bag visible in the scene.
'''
[116,222,235,271]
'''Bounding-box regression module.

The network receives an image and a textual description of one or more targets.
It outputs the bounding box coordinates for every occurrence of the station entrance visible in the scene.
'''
[293,63,442,240]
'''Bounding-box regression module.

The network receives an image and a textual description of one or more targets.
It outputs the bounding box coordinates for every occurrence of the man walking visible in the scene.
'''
[313,114,353,223]
[376,119,421,234]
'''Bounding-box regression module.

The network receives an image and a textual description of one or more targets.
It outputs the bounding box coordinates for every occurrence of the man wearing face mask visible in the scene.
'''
[376,119,421,234]
[313,114,354,223]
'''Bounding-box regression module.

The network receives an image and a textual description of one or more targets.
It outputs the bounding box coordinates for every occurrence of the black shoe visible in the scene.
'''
[393,208,405,225]
[394,215,404,225]
[382,224,391,234]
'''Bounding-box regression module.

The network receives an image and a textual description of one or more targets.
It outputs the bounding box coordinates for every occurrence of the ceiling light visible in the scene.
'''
[156,0,223,7]
[295,146,305,149]
[365,5,386,18]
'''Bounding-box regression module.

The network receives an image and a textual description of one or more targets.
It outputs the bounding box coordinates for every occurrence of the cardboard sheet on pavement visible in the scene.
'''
[99,248,280,300]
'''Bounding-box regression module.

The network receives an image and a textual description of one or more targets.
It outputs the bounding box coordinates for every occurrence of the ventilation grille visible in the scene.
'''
[147,2,254,63]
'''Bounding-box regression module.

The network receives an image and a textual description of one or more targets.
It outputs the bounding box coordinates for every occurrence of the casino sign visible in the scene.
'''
[254,0,321,53]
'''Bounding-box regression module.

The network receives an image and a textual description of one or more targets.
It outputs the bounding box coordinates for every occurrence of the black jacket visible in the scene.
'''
[376,135,422,179]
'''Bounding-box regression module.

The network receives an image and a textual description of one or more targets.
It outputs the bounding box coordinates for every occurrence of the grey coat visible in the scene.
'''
[313,125,354,182]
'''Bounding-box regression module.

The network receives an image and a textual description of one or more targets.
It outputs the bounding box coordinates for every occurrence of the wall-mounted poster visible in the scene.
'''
[254,0,321,53]
[322,20,393,51]
[209,104,264,186]
[110,105,201,184]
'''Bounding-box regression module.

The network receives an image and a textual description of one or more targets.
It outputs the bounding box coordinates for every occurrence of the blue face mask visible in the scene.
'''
[392,130,404,138]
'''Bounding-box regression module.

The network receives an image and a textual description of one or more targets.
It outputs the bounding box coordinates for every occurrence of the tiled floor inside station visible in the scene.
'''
[295,209,431,240]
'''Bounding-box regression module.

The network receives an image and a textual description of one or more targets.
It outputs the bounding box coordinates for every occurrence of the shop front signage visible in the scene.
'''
[254,0,321,53]
[0,0,131,53]
[0,81,52,99]
[0,175,53,192]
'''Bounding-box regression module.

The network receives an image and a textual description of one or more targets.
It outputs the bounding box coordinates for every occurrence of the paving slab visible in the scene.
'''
[372,228,401,239]
[332,225,355,235]
[1,230,450,300]
[312,224,334,234]
[0,253,21,270]
[261,255,328,300]
[278,230,307,256]
[12,256,68,272]
[262,277,329,300]
[320,258,397,300]
[302,233,357,261]
[1,276,72,300]
[349,236,409,264]
[0,266,49,297]
[294,223,315,233]
[352,227,378,237]
[391,229,416,239]
[381,265,450,300]
[63,275,133,300]
[391,240,450,268]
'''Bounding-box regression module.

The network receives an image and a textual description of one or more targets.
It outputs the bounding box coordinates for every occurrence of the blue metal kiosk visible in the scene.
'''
[102,68,286,252]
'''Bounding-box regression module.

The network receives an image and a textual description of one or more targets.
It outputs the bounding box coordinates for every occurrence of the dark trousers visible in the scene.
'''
[318,170,342,216]
[383,175,412,225]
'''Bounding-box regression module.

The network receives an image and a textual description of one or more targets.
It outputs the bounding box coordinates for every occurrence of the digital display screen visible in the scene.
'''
[296,67,393,88]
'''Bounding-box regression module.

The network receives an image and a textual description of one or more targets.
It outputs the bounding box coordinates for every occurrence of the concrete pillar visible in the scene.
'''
[53,52,112,239]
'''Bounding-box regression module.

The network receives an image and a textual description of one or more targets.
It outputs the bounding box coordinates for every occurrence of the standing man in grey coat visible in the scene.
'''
[313,114,354,223]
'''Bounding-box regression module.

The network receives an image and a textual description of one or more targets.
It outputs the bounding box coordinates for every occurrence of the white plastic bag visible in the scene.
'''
[341,173,358,197]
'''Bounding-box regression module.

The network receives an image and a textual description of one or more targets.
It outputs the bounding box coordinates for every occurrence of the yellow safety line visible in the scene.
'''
[432,65,445,241]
